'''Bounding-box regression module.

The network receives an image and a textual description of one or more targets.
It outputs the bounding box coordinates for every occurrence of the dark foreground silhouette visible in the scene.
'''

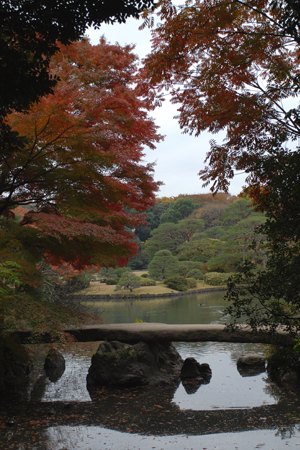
[1,381,300,449]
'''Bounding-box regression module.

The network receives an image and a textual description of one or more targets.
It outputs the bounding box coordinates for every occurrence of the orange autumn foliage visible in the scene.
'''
[140,0,300,194]
[1,38,163,269]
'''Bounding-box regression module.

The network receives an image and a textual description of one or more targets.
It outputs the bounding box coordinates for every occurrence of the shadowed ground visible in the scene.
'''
[0,384,298,439]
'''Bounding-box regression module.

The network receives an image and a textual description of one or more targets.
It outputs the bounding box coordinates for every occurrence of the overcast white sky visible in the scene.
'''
[87,18,246,198]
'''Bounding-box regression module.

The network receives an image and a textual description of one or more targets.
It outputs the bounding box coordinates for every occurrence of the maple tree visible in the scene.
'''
[1,0,156,115]
[0,0,156,167]
[272,0,300,44]
[0,3,159,389]
[140,0,300,192]
[0,38,161,384]
[1,38,162,271]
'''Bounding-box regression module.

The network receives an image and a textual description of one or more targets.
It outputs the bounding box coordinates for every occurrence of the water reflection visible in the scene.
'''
[26,342,273,410]
[2,291,300,449]
[182,378,205,394]
[2,376,300,449]
[173,342,272,410]
[82,291,228,324]
[29,343,99,403]
[43,426,300,450]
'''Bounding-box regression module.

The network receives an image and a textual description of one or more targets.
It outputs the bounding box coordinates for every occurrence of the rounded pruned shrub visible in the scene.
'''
[164,276,189,291]
[186,277,197,288]
[106,278,119,285]
[186,269,203,280]
[204,272,234,286]
[140,273,148,278]
[140,277,156,286]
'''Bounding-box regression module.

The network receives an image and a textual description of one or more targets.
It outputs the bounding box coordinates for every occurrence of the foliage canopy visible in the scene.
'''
[2,38,162,269]
[160,197,198,224]
[141,0,300,192]
[0,0,155,119]
[0,0,156,160]
[225,152,300,334]
[140,0,300,336]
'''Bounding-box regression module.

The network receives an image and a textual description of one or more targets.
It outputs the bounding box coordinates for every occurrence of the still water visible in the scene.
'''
[1,291,300,450]
[82,290,228,324]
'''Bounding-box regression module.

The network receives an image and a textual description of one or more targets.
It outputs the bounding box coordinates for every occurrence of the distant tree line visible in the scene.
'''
[127,194,266,281]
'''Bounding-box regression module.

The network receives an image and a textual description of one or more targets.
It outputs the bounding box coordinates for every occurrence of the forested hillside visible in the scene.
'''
[127,194,266,278]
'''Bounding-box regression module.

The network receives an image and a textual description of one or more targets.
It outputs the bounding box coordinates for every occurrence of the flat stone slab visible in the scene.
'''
[72,323,295,345]
[11,323,295,345]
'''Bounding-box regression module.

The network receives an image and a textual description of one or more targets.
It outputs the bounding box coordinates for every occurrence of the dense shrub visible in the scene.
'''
[186,277,197,288]
[106,278,119,285]
[164,276,189,291]
[115,267,131,277]
[140,277,156,286]
[207,254,242,273]
[141,273,148,278]
[206,264,225,273]
[66,275,90,292]
[204,272,234,286]
[178,261,203,277]
[186,269,203,280]
[267,346,300,385]
[99,267,118,280]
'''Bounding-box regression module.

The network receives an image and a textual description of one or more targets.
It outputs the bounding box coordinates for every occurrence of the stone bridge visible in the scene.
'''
[13,322,296,346]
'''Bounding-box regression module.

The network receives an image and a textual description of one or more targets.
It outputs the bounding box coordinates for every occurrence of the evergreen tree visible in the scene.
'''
[148,250,179,280]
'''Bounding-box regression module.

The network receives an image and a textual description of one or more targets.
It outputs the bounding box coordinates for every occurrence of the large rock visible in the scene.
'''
[0,336,32,398]
[180,357,212,393]
[87,340,183,388]
[180,357,212,381]
[237,353,266,377]
[44,348,65,369]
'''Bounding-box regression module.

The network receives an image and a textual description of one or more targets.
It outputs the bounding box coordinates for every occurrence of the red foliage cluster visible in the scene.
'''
[2,38,162,268]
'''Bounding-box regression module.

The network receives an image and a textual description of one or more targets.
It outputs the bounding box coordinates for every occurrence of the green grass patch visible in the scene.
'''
[77,278,215,296]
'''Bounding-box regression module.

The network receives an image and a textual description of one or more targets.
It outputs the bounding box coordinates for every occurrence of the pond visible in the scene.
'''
[81,290,228,324]
[1,291,300,450]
